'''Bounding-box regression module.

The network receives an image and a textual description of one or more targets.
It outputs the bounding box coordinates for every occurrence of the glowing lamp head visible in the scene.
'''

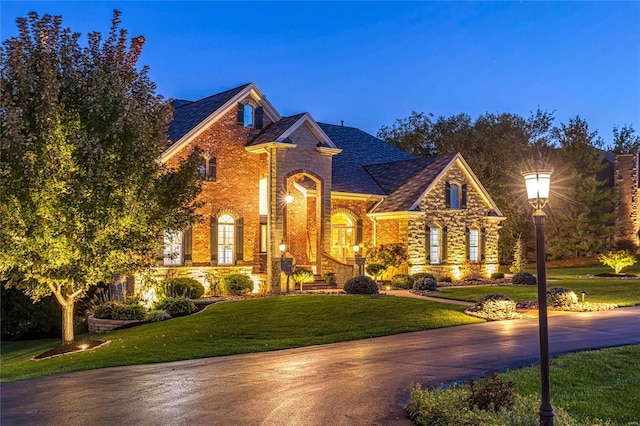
[279,241,286,254]
[284,194,294,204]
[522,163,553,212]
[353,244,360,254]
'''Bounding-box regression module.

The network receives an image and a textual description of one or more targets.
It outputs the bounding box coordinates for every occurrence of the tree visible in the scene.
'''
[509,237,526,274]
[545,117,616,258]
[0,11,202,345]
[612,125,640,154]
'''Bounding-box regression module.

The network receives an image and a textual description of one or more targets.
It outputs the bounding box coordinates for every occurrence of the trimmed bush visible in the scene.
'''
[145,309,172,322]
[547,287,578,309]
[164,277,205,299]
[365,263,387,279]
[391,274,414,289]
[292,268,315,284]
[490,272,505,279]
[414,277,437,291]
[472,294,516,320]
[344,275,379,295]
[467,374,516,411]
[512,271,536,285]
[220,274,253,295]
[412,272,436,281]
[93,301,146,320]
[155,297,197,317]
[438,276,452,283]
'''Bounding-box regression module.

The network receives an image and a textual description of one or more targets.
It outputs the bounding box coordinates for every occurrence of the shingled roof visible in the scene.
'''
[248,113,307,146]
[168,83,251,144]
[319,123,414,195]
[366,154,457,213]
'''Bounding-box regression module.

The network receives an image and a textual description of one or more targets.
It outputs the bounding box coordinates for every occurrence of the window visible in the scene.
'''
[469,228,479,262]
[218,214,235,265]
[199,156,216,181]
[259,216,267,253]
[243,105,254,127]
[430,227,441,264]
[331,213,355,262]
[163,231,183,266]
[450,184,460,209]
[259,178,268,215]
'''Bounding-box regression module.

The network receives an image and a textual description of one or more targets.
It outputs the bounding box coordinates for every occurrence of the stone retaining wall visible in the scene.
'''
[88,316,142,333]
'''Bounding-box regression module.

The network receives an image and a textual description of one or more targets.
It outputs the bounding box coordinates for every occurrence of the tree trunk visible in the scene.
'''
[61,300,75,345]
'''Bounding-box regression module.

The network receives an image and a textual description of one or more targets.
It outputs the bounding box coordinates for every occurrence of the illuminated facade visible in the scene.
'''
[156,83,506,292]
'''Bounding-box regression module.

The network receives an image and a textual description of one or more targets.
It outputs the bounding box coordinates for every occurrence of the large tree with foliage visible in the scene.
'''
[545,117,616,258]
[0,11,202,344]
[611,125,640,154]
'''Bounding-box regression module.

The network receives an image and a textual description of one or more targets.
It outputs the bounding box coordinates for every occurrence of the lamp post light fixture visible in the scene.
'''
[522,164,555,426]
[284,193,294,204]
[353,244,365,275]
[279,241,293,292]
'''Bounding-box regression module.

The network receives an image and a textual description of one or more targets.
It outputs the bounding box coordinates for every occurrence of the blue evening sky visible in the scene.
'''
[2,1,639,147]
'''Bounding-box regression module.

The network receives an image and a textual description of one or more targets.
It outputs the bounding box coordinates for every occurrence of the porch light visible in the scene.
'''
[279,241,286,255]
[353,244,360,254]
[284,194,294,204]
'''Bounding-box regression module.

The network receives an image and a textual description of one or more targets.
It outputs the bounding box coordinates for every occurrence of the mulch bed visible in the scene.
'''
[33,339,111,361]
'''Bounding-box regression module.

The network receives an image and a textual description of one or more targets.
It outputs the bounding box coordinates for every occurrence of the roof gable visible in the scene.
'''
[249,113,336,148]
[162,82,281,163]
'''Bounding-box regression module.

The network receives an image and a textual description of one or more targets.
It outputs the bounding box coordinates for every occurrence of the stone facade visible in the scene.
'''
[614,153,640,250]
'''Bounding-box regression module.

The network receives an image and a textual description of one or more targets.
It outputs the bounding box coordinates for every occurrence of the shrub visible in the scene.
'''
[344,275,379,295]
[547,287,578,309]
[509,237,526,274]
[365,263,386,279]
[490,272,505,279]
[154,297,197,317]
[1,283,62,340]
[438,276,452,283]
[391,274,414,289]
[145,309,172,322]
[164,277,205,299]
[413,277,437,291]
[412,272,436,281]
[471,294,516,320]
[93,301,146,320]
[292,268,315,284]
[467,374,516,411]
[598,250,637,275]
[220,274,253,295]
[615,239,638,253]
[512,271,536,285]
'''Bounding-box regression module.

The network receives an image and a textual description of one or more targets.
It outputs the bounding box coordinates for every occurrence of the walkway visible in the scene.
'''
[2,306,639,426]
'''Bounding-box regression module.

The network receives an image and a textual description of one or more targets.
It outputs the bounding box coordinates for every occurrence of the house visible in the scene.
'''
[156,83,506,293]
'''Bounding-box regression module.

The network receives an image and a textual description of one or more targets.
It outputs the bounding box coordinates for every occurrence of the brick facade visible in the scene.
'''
[615,153,640,250]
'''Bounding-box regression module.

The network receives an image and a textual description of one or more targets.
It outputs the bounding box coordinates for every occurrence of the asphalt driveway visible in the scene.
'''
[2,306,639,426]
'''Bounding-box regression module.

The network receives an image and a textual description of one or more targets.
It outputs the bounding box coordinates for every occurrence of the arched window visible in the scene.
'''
[331,213,355,262]
[243,104,254,128]
[218,215,235,265]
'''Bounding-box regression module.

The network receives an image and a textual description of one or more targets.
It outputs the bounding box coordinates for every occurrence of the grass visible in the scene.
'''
[501,345,640,424]
[432,261,640,306]
[1,295,482,383]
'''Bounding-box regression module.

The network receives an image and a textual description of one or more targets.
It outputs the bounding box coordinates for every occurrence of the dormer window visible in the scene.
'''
[243,105,254,127]
[445,182,467,210]
[237,103,264,129]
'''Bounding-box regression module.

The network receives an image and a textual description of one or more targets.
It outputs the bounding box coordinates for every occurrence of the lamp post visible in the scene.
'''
[353,244,364,275]
[279,241,293,293]
[522,164,555,426]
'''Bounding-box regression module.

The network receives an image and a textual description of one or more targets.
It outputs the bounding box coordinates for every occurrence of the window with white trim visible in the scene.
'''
[430,227,441,265]
[217,214,235,265]
[469,228,479,262]
[163,231,183,266]
[243,105,254,127]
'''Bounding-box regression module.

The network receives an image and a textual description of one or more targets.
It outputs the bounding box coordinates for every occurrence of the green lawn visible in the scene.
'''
[1,295,481,383]
[502,345,640,424]
[433,261,640,306]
